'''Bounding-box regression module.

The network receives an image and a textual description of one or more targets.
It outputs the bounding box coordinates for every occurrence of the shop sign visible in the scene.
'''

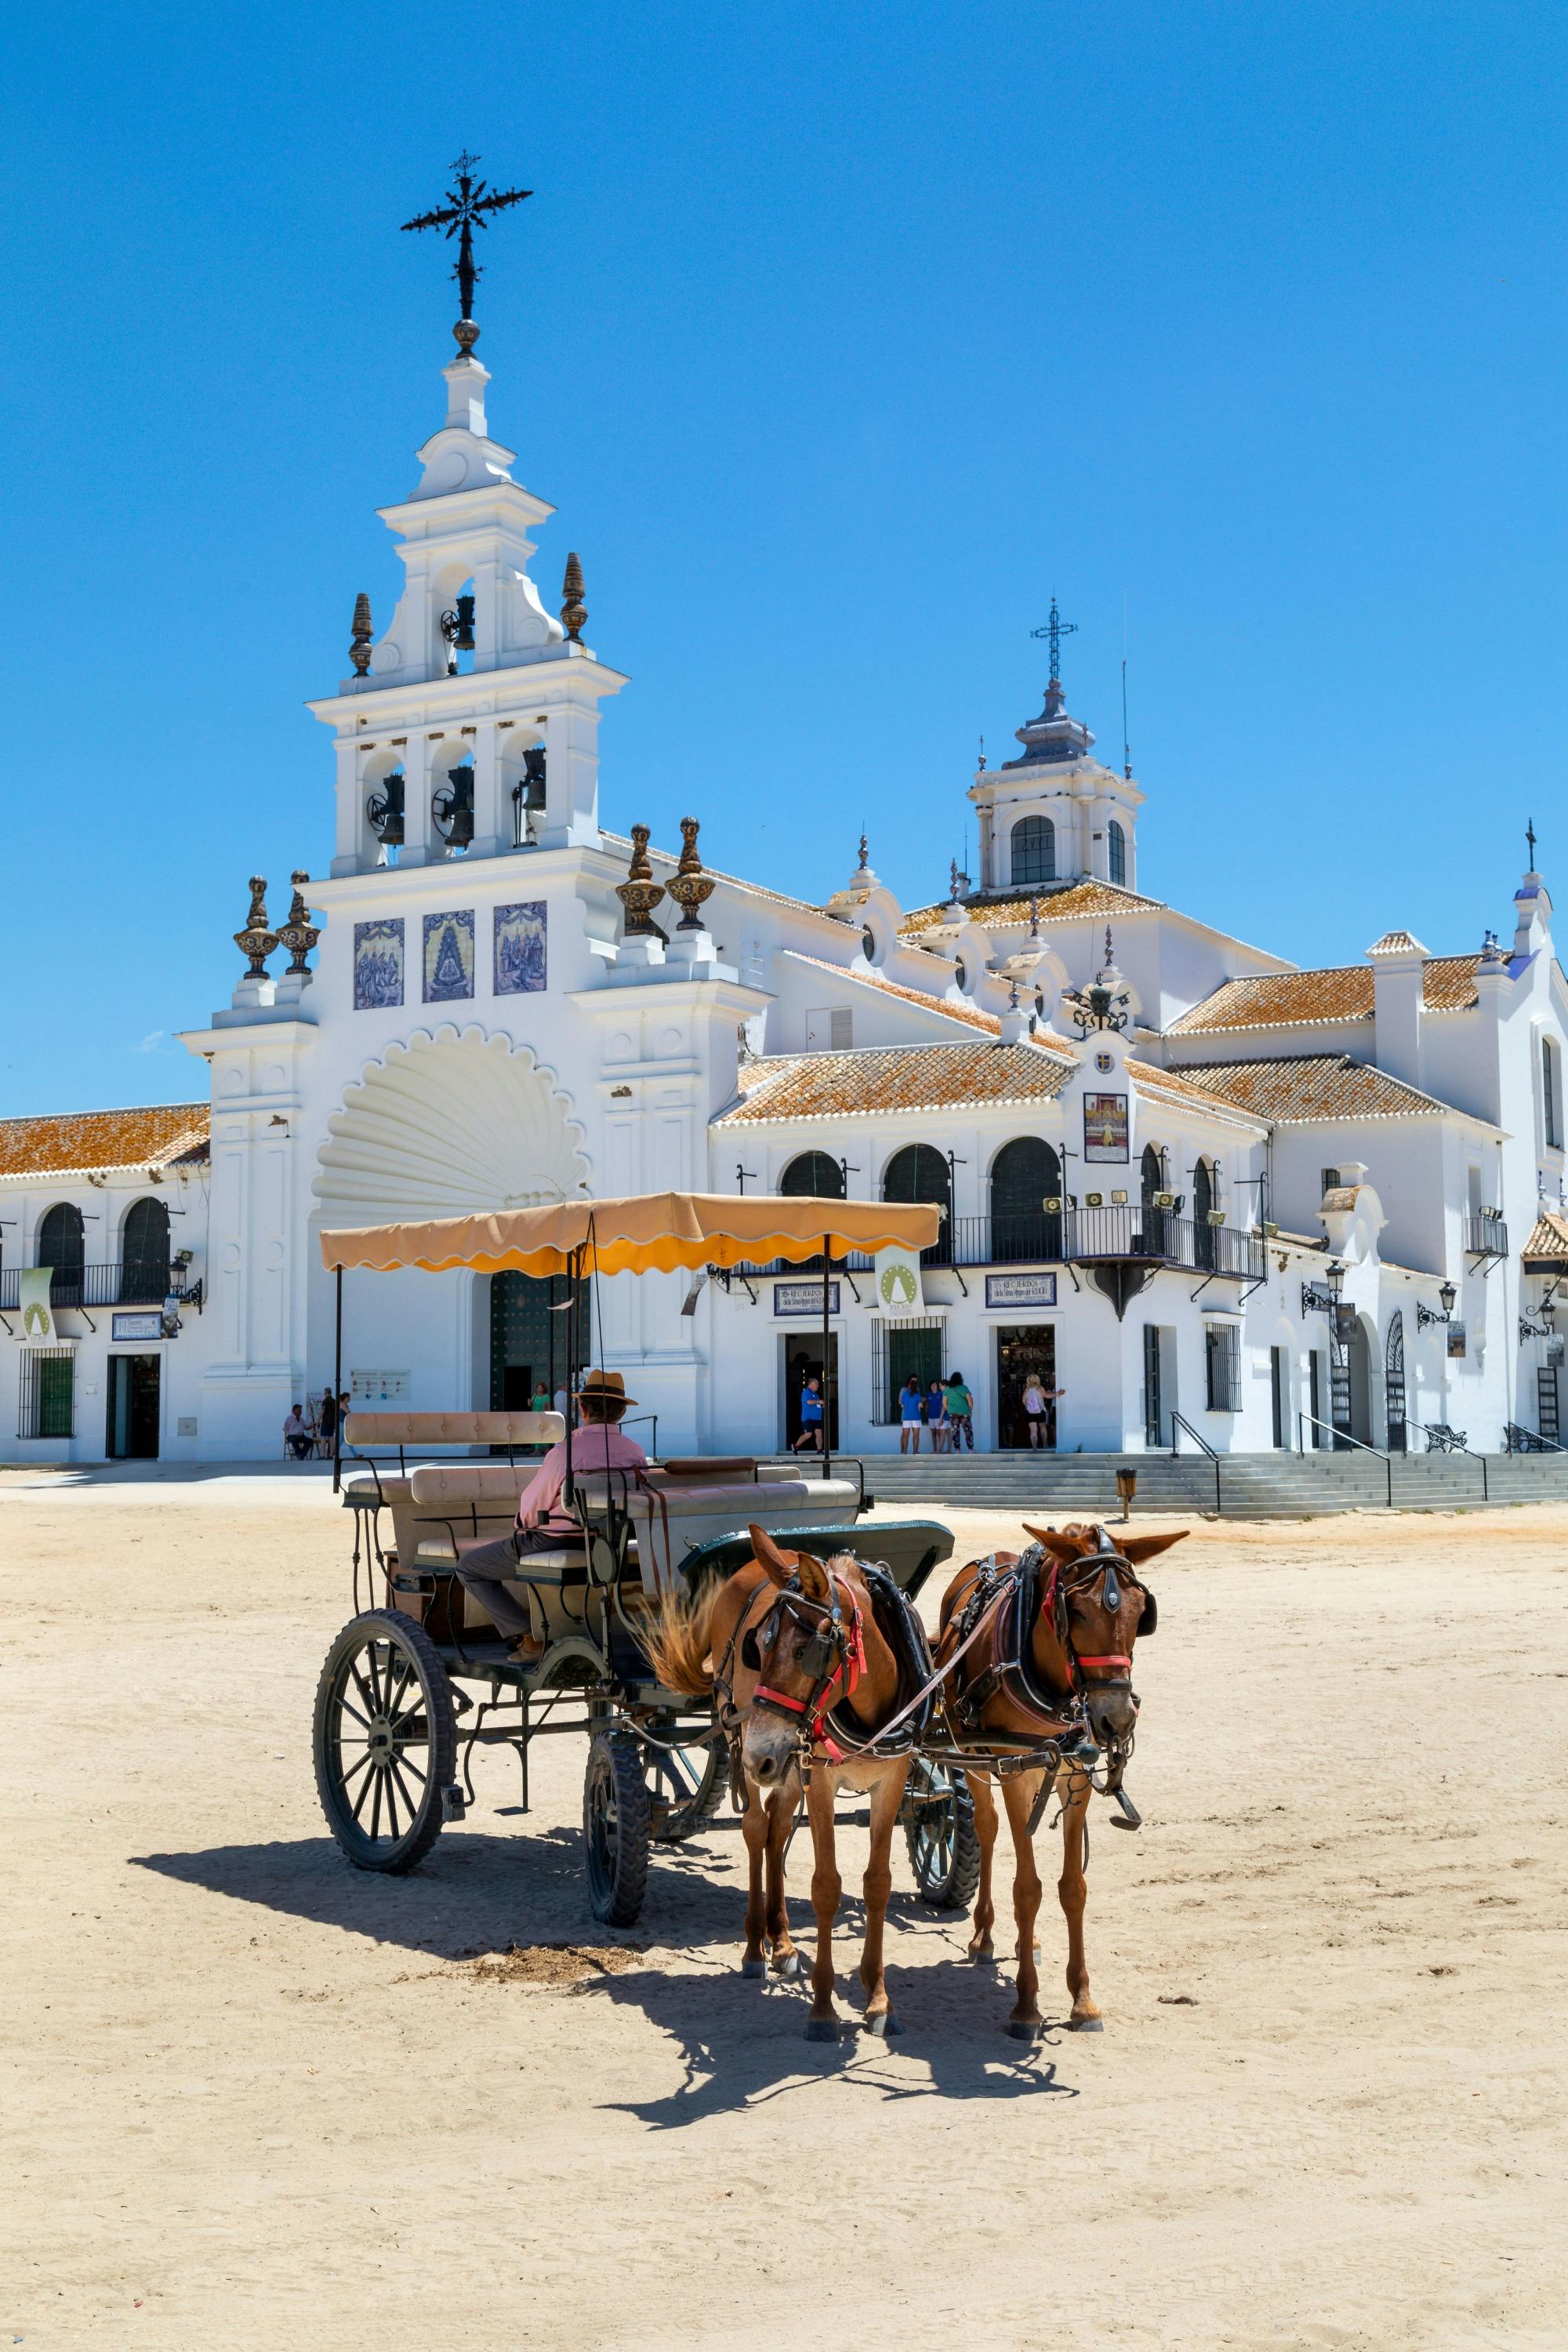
[985,1272,1057,1310]
[774,1282,840,1317]
[350,1369,412,1403]
[111,1312,164,1342]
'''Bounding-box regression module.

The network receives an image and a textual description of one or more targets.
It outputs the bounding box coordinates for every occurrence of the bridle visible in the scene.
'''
[744,1563,866,1753]
[1043,1545,1140,1696]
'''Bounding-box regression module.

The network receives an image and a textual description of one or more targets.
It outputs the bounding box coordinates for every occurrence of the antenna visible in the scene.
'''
[1121,590,1132,780]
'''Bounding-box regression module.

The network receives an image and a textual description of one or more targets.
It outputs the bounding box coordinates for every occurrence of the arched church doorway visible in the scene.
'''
[1346,1314,1374,1447]
[489,1272,584,1417]
[1384,1312,1407,1452]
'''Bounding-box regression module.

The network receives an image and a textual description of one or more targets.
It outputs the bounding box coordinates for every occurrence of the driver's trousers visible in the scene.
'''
[455,1526,570,1642]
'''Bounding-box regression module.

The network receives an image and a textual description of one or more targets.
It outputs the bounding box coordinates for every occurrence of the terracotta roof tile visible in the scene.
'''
[782,950,1002,1034]
[898,880,1162,938]
[0,1103,210,1181]
[1126,1061,1269,1124]
[1171,954,1483,1035]
[1521,1210,1568,1266]
[716,1044,1076,1125]
[1169,1056,1457,1123]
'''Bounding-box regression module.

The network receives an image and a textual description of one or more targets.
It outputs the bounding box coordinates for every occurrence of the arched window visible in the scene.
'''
[1109,819,1127,887]
[1545,1037,1563,1151]
[883,1143,952,1265]
[1193,1156,1217,1270]
[1140,1143,1163,1205]
[38,1203,85,1305]
[121,1197,170,1305]
[990,1137,1062,1263]
[780,1151,846,1201]
[861,925,876,964]
[1011,815,1055,889]
[1138,1144,1171,1256]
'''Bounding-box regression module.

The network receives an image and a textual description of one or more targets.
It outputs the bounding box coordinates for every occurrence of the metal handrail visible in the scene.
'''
[1298,1410,1392,1503]
[1168,1410,1221,1513]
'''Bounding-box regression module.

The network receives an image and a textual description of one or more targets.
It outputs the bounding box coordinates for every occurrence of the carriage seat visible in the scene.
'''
[343,1409,564,1455]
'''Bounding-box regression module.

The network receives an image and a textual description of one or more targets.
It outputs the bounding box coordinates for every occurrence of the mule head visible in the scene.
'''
[736,1525,840,1788]
[1022,1521,1186,1743]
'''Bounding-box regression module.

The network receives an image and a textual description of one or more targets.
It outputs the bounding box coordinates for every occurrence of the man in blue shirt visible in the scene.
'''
[792,1375,824,1453]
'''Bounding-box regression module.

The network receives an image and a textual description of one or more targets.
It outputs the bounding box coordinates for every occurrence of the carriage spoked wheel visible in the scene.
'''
[641,1717,728,1845]
[583,1728,652,1926]
[904,1755,982,1911]
[314,1610,458,1874]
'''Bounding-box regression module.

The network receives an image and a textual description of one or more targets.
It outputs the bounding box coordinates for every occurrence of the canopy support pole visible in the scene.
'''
[564,1244,579,1511]
[332,1265,343,1495]
[822,1229,833,1484]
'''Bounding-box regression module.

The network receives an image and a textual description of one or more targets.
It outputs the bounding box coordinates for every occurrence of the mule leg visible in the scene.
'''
[1000,1770,1044,2039]
[739,1777,771,1978]
[858,1762,909,2035]
[1057,1769,1102,2030]
[967,1769,998,1959]
[764,1777,802,1977]
[804,1768,842,2042]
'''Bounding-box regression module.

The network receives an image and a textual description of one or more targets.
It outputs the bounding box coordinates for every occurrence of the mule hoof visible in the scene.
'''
[968,1945,998,1967]
[862,2010,902,2038]
[771,1951,804,1981]
[740,1959,766,1980]
[1005,2018,1043,2042]
[1068,2015,1105,2033]
[804,2016,840,2044]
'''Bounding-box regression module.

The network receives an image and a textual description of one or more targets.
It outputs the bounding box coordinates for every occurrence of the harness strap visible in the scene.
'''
[1076,1653,1132,1670]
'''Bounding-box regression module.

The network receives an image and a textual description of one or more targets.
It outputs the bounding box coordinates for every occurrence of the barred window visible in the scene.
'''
[19,1348,74,1439]
[869,1316,946,1423]
[1203,1323,1240,1413]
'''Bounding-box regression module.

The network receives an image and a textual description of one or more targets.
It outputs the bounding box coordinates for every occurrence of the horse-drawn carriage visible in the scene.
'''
[312,1192,972,1925]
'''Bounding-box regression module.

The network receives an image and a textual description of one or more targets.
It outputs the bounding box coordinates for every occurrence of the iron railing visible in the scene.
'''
[730,1210,1266,1283]
[1463,1214,1508,1259]
[0,1262,195,1312]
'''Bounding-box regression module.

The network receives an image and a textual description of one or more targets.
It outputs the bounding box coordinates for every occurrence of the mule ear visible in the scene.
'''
[1120,1529,1189,1566]
[749,1524,797,1588]
[794,1549,832,1602]
[1022,1523,1091,1562]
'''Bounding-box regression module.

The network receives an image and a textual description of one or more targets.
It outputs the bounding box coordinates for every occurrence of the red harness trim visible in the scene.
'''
[1076,1653,1132,1671]
[752,1571,866,1759]
[753,1683,808,1715]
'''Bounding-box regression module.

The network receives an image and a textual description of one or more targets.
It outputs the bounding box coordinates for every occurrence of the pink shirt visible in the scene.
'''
[516,1426,648,1533]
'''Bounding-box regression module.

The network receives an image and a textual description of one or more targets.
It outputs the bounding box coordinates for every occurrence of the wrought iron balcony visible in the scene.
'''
[0,1263,196,1312]
[726,1209,1265,1286]
[1463,1213,1508,1261]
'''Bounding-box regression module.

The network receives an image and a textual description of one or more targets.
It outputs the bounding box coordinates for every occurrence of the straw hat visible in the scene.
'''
[575,1368,637,1407]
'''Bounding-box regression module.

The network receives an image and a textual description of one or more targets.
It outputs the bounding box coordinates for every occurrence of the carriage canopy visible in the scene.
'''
[318,1191,942,1279]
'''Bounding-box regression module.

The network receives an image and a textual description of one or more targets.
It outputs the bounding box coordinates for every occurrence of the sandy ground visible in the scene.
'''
[2,1468,1566,2352]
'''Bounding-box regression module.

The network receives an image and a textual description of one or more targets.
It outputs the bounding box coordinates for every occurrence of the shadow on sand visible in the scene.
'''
[132,1824,1084,2124]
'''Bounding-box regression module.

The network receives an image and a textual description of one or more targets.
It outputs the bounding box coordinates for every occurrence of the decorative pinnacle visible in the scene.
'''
[1031,594,1077,688]
[949,858,961,901]
[1029,895,1040,936]
[276,872,321,980]
[234,877,278,982]
[615,824,667,941]
[350,592,373,677]
[400,153,533,353]
[561,552,586,643]
[666,817,717,931]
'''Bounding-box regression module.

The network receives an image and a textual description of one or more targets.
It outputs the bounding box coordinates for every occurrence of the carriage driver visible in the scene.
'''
[455,1370,648,1664]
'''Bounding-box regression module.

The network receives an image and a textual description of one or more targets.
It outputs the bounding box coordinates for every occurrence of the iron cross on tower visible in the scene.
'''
[1031,595,1077,685]
[401,152,532,352]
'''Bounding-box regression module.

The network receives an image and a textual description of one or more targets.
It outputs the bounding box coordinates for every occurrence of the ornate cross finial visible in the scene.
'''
[1527,815,1538,868]
[234,877,277,981]
[401,153,532,353]
[858,829,869,871]
[1030,594,1077,685]
[978,733,985,771]
[949,858,960,901]
[349,592,373,677]
[615,825,667,940]
[1030,895,1040,936]
[277,873,321,979]
[667,818,716,931]
[561,552,586,642]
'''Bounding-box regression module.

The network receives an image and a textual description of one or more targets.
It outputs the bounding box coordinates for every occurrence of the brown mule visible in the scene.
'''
[648,1524,913,2041]
[937,1520,1186,2039]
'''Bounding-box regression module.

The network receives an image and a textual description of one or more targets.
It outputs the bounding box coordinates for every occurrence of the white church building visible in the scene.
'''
[5,324,1568,1468]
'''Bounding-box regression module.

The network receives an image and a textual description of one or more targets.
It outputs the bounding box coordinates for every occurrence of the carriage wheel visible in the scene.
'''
[314,1610,458,1875]
[584,1729,651,1925]
[904,1757,982,1911]
[643,1720,728,1845]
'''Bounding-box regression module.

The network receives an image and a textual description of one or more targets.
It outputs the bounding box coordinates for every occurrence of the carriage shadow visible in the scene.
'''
[132,1829,1085,2122]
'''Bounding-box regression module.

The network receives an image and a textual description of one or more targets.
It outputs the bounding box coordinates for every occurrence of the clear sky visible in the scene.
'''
[1,2,1563,1112]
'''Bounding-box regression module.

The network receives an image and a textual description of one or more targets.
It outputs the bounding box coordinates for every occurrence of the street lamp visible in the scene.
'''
[1417,1280,1458,1330]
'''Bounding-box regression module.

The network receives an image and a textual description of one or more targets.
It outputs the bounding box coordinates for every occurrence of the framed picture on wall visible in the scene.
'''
[1083,1091,1129,1163]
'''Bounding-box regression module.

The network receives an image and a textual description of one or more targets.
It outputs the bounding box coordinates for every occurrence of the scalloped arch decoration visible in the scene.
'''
[313,1025,589,1224]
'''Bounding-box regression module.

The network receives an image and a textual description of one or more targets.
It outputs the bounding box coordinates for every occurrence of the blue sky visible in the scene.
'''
[1,2,1563,1112]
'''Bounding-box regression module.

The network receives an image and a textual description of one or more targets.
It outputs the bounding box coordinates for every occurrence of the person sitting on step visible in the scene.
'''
[455,1370,648,1665]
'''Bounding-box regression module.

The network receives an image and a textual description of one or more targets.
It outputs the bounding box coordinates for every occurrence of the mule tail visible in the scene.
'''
[644,1577,724,1700]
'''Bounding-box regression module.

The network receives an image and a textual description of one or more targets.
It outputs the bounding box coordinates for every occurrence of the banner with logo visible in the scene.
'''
[873,1242,925,1318]
[19,1269,55,1342]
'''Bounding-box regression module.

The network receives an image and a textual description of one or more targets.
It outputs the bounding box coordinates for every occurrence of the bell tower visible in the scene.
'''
[310,159,626,872]
[967,601,1144,900]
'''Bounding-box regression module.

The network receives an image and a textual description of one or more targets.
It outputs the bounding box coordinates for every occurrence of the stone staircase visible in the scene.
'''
[824,1447,1568,1518]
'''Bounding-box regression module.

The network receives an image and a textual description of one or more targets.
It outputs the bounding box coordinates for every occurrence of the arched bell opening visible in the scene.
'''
[362,750,407,869]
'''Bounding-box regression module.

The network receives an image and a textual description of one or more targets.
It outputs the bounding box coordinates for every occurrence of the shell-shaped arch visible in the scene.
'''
[313,1025,589,1223]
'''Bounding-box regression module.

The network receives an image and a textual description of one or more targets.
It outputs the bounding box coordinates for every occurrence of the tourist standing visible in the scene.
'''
[944,1370,975,1451]
[1021,1373,1047,1449]
[793,1375,825,1453]
[926,1377,949,1452]
[317,1386,338,1459]
[899,1375,924,1453]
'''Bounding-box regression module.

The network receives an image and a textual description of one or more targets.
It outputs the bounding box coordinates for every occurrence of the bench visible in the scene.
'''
[1423,1423,1468,1453]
